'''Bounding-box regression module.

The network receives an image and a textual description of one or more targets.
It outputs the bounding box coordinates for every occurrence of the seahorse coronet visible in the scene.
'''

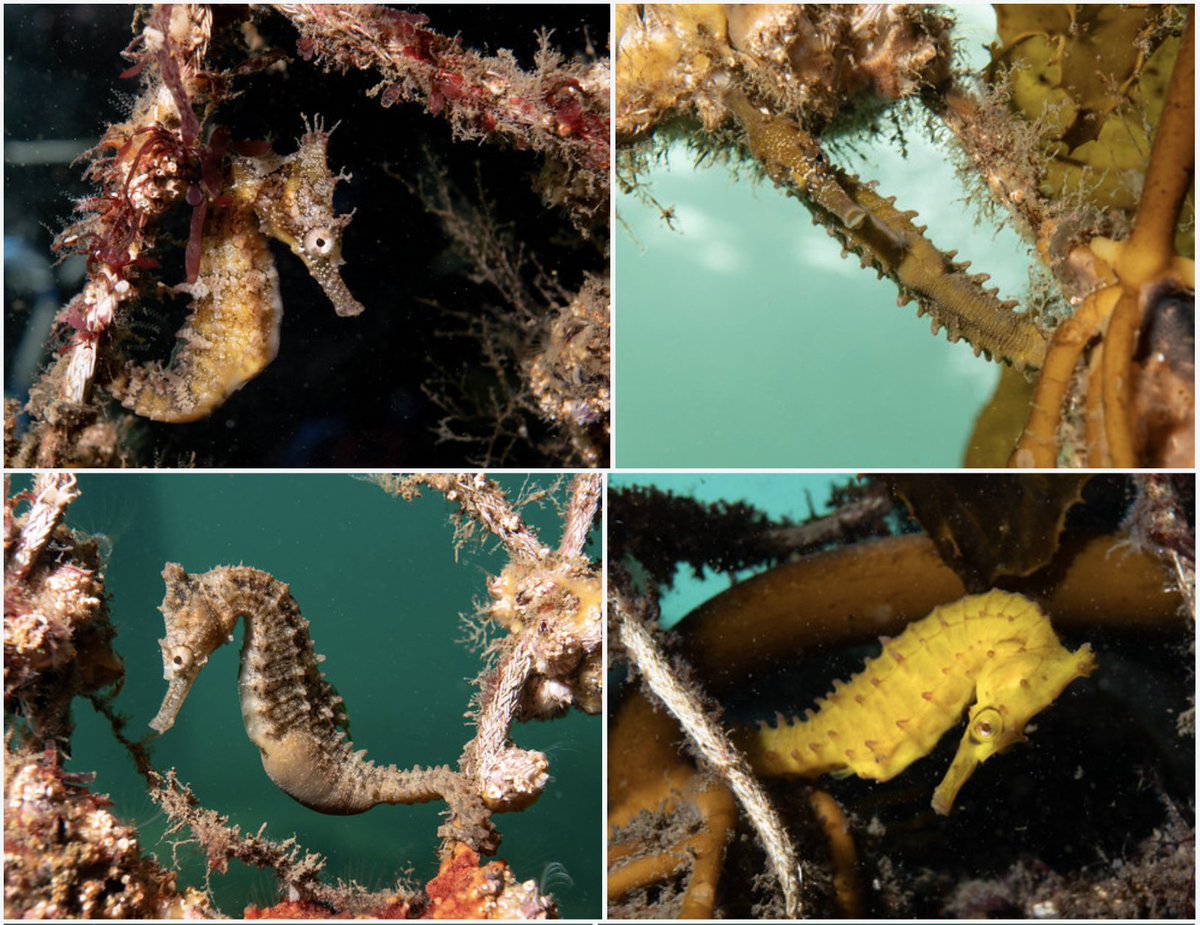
[149,563,457,817]
[739,590,1096,814]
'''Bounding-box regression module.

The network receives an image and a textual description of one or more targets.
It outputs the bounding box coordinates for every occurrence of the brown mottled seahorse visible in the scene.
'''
[737,590,1095,814]
[725,91,1048,371]
[149,563,459,816]
[113,116,363,423]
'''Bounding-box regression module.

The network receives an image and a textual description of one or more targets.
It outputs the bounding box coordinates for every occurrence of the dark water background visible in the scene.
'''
[21,473,600,917]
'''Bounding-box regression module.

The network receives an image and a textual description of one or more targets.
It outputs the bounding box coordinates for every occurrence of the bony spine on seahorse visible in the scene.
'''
[736,590,1095,814]
[725,91,1048,372]
[113,116,364,423]
[149,563,462,816]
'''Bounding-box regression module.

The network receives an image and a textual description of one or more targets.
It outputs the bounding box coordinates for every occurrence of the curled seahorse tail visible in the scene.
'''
[117,339,282,420]
[115,355,225,423]
[373,763,454,807]
[117,199,283,423]
[332,753,453,814]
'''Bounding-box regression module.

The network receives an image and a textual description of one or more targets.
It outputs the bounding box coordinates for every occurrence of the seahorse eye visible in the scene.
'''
[303,227,335,257]
[970,707,1004,743]
[168,644,194,671]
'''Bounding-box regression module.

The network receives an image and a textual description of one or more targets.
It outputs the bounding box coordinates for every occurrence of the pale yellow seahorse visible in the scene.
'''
[113,117,363,423]
[738,590,1095,814]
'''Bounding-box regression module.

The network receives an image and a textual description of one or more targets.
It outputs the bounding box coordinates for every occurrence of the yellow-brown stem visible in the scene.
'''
[608,690,737,920]
[1084,347,1108,467]
[607,789,735,920]
[608,850,689,899]
[1099,289,1142,467]
[607,842,640,866]
[808,790,863,918]
[1097,10,1194,465]
[1010,288,1117,467]
[1119,9,1194,285]
[679,784,738,919]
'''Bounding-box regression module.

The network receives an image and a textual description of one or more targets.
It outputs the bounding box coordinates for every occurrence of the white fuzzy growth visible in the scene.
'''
[62,340,98,404]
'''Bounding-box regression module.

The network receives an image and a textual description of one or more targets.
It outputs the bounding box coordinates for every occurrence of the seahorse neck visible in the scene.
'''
[206,568,306,665]
[198,568,335,746]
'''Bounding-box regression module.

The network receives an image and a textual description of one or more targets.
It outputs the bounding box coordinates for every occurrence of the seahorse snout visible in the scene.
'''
[149,675,198,734]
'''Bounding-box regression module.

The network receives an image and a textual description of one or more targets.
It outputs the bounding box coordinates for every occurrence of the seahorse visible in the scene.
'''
[149,563,459,816]
[737,590,1095,814]
[113,117,363,423]
[725,92,1049,371]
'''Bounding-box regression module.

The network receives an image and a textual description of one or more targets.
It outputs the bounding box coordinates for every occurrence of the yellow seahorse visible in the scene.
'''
[112,117,363,423]
[738,590,1095,814]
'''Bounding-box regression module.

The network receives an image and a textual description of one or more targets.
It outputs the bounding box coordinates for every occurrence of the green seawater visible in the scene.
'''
[615,7,1034,467]
[20,474,600,918]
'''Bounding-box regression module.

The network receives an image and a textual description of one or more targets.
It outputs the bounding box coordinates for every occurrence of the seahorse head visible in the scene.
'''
[931,641,1096,814]
[250,115,365,318]
[149,563,231,734]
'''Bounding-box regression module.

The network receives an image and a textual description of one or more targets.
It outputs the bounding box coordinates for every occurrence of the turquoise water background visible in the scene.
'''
[609,473,843,628]
[29,475,599,917]
[615,7,1034,467]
